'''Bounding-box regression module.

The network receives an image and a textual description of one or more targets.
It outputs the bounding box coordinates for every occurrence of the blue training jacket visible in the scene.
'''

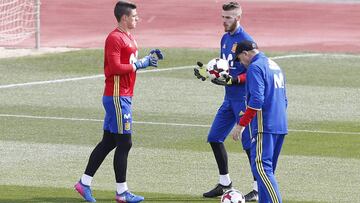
[246,52,288,135]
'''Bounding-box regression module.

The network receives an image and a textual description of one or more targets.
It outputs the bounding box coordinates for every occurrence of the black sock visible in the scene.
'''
[245,148,256,181]
[84,130,116,176]
[114,134,132,183]
[210,142,228,175]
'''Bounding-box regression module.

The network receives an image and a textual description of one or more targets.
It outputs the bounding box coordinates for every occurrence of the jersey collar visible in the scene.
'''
[250,52,264,63]
[229,25,243,36]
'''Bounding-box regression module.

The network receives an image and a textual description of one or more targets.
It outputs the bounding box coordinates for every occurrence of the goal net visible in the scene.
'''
[0,0,40,48]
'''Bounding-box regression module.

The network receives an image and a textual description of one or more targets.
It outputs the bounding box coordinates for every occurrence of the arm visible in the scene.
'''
[239,107,257,127]
[231,107,257,141]
[231,65,265,141]
[211,71,246,86]
[106,35,134,75]
[108,54,135,75]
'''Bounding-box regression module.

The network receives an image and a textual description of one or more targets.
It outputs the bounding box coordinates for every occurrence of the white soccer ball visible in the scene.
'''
[206,58,230,80]
[220,189,245,203]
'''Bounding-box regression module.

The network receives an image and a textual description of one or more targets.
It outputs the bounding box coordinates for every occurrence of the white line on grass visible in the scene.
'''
[1,113,359,135]
[1,53,358,89]
[0,65,193,89]
[0,74,102,89]
[271,53,322,60]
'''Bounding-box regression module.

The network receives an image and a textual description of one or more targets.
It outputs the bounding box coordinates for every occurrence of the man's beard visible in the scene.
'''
[224,20,237,32]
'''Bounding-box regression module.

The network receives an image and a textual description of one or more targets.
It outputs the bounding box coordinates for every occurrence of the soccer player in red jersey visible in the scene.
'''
[74,1,163,203]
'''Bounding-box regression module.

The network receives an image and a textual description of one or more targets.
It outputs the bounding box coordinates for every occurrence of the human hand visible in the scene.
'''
[210,72,239,86]
[149,49,164,60]
[194,61,208,81]
[134,55,158,70]
[230,125,245,141]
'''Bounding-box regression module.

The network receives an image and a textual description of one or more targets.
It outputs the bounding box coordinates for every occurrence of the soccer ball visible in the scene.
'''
[206,58,230,80]
[220,189,245,203]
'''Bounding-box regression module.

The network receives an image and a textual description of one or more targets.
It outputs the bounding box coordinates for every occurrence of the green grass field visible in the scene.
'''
[1,48,359,203]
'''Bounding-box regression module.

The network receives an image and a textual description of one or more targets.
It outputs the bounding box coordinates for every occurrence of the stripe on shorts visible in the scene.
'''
[113,76,123,134]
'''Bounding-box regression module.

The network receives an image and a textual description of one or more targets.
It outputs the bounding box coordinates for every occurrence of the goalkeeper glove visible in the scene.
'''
[134,55,158,70]
[134,49,164,70]
[149,49,164,60]
[211,74,239,86]
[194,61,208,81]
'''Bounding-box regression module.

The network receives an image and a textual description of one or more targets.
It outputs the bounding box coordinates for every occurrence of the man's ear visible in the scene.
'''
[120,15,127,22]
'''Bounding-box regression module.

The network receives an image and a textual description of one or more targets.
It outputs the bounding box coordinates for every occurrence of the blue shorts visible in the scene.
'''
[102,96,132,135]
[207,99,251,150]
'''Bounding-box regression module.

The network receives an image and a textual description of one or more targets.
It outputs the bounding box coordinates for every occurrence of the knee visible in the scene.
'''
[100,131,117,151]
[116,134,132,151]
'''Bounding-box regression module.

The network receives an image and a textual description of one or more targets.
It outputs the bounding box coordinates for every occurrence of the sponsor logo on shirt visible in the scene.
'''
[251,138,256,143]
[124,113,131,119]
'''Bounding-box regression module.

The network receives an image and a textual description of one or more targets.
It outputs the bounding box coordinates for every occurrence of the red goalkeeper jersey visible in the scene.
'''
[103,28,138,96]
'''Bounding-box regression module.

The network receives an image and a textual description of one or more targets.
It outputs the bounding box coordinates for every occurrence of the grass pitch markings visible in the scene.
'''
[1,53,358,89]
[0,66,193,89]
[0,113,359,135]
[0,140,359,202]
[0,74,103,89]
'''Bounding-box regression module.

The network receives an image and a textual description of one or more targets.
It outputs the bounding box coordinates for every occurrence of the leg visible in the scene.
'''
[114,134,132,184]
[84,130,117,177]
[244,148,259,202]
[272,134,285,173]
[210,142,229,175]
[114,134,144,203]
[111,97,143,202]
[204,100,235,197]
[207,100,235,178]
[245,148,257,183]
[231,100,258,201]
[81,95,123,178]
[251,133,282,203]
[75,130,116,202]
[231,100,255,183]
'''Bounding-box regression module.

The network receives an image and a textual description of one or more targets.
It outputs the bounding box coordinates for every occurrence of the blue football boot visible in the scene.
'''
[115,190,144,203]
[74,180,96,202]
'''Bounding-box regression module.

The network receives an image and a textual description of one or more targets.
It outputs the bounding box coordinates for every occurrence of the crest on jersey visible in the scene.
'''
[125,122,131,131]
[231,43,238,53]
[223,44,226,49]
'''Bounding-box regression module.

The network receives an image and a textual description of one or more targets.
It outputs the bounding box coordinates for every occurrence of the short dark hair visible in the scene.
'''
[222,1,241,11]
[114,1,137,22]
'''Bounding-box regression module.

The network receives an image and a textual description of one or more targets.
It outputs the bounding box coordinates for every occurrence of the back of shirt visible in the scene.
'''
[246,52,288,135]
[220,26,254,101]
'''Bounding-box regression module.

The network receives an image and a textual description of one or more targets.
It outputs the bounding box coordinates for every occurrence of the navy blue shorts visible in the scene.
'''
[208,99,251,150]
[102,96,132,135]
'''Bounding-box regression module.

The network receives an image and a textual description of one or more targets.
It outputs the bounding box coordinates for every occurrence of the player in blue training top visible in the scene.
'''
[231,40,288,203]
[194,2,258,201]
